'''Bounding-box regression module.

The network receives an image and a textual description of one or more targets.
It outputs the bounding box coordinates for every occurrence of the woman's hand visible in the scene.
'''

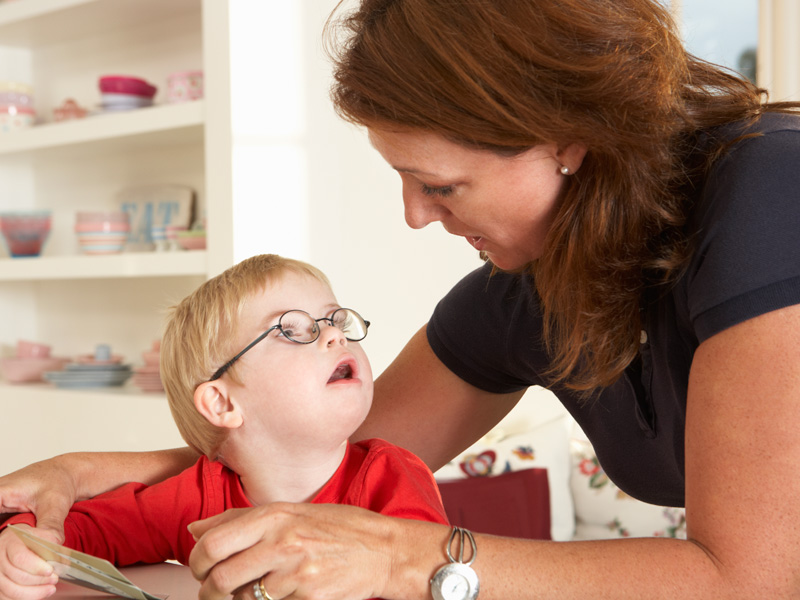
[188,503,439,600]
[0,526,59,600]
[0,459,78,542]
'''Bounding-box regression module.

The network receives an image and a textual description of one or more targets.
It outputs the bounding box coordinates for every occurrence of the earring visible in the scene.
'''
[559,165,571,176]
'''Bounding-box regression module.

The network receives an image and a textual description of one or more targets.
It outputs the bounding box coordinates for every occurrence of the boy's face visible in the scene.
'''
[226,271,374,453]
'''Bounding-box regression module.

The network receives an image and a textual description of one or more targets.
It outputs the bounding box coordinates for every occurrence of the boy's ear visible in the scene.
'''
[194,381,243,429]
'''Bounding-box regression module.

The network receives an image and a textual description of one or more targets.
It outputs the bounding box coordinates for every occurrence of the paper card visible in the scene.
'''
[9,525,165,600]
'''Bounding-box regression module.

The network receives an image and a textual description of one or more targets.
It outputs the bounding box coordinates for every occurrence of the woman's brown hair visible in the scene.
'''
[325,0,797,393]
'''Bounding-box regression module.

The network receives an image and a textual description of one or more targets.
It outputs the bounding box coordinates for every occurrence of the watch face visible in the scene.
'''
[441,572,470,600]
[431,563,479,600]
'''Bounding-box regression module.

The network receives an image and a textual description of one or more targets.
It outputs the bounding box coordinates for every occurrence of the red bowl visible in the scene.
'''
[98,76,157,99]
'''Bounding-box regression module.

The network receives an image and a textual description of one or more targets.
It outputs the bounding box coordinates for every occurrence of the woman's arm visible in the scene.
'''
[0,447,198,538]
[190,303,800,599]
[354,324,525,471]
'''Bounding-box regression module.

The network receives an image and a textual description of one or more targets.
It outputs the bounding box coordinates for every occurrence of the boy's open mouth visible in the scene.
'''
[328,361,354,383]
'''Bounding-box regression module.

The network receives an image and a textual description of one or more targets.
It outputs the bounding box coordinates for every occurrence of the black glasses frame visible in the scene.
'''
[208,308,370,381]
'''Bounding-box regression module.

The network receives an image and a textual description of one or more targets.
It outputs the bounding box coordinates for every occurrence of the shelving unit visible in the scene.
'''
[0,0,233,471]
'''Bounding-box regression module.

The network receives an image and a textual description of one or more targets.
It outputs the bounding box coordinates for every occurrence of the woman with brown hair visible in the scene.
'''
[3,0,800,598]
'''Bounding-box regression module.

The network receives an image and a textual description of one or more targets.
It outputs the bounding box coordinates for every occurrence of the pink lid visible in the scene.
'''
[98,76,157,98]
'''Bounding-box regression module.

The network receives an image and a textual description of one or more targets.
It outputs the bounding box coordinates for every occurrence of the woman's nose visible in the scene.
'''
[403,191,449,230]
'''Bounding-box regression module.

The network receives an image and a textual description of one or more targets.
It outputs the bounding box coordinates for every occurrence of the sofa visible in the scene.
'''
[434,387,687,542]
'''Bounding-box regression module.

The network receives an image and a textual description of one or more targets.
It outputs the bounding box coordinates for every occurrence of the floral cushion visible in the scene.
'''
[435,415,575,541]
[570,438,687,540]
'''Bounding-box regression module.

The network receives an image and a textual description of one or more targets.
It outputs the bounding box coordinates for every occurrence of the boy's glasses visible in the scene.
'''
[208,308,370,381]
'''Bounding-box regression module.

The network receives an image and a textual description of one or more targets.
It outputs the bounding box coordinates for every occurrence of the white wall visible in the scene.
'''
[303,3,483,374]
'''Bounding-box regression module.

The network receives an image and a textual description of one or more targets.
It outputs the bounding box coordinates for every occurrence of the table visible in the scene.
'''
[53,562,201,600]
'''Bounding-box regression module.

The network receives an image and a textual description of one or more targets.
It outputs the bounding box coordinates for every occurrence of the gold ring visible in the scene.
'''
[252,577,275,600]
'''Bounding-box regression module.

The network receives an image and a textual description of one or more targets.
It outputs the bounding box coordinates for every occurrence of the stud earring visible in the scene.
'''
[560,165,571,176]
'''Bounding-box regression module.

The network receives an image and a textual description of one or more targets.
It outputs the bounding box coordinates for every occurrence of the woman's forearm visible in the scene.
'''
[57,447,199,500]
[385,519,760,600]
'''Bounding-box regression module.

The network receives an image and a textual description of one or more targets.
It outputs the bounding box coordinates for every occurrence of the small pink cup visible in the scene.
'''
[16,339,51,359]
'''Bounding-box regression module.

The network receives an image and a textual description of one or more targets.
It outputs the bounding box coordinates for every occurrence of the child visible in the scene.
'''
[0,254,448,598]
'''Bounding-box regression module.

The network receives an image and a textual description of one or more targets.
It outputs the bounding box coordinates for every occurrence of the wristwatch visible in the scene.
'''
[430,527,479,600]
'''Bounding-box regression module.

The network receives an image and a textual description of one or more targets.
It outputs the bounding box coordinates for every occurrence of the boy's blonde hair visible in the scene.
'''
[160,254,332,458]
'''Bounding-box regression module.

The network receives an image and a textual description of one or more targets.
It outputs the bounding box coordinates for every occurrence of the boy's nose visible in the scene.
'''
[317,322,347,347]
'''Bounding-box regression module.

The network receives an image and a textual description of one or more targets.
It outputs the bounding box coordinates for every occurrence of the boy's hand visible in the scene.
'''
[0,525,59,600]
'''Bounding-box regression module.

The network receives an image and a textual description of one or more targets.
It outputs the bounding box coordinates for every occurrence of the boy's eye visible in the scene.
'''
[276,321,301,338]
[420,183,454,198]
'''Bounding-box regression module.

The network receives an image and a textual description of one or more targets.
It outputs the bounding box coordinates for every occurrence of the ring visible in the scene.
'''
[253,578,274,600]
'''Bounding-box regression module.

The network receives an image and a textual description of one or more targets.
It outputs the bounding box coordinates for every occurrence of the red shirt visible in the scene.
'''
[7,439,448,565]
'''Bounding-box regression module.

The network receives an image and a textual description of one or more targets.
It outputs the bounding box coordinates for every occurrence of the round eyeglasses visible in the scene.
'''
[208,308,370,381]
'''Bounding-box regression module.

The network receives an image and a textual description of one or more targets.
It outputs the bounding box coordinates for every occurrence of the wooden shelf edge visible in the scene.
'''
[0,250,208,281]
[0,381,167,402]
[0,101,205,156]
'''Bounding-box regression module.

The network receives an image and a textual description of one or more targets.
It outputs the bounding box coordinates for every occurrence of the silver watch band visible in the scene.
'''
[430,527,479,600]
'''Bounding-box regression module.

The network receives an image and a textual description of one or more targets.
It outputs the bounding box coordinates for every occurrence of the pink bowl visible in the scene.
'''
[176,232,206,250]
[98,76,157,99]
[16,339,51,359]
[75,222,130,233]
[0,211,51,257]
[76,211,130,224]
[0,356,70,384]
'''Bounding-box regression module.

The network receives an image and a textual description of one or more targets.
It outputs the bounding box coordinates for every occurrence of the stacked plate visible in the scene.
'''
[44,362,132,389]
[132,340,164,393]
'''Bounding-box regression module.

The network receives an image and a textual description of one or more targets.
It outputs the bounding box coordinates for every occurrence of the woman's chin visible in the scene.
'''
[479,250,533,273]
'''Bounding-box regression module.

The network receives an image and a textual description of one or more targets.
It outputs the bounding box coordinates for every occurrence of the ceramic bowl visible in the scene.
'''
[166,70,203,103]
[16,339,51,359]
[0,356,70,384]
[176,230,206,250]
[0,211,51,257]
[0,81,34,106]
[98,76,157,98]
[0,105,36,132]
[75,211,130,254]
[100,93,153,111]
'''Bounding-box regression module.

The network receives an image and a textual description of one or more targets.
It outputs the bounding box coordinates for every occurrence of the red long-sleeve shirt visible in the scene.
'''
[6,438,448,565]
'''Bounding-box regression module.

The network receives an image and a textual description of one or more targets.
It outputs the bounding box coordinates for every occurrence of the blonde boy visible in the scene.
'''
[0,254,447,599]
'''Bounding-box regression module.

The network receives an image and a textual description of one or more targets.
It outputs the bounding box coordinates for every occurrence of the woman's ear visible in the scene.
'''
[557,142,588,174]
[194,381,243,429]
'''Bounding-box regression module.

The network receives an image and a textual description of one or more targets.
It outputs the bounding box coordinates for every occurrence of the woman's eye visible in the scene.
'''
[420,183,454,198]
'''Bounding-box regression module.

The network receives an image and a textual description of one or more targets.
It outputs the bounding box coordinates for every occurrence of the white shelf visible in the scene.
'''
[0,380,167,403]
[0,0,199,48]
[0,250,207,281]
[0,101,205,156]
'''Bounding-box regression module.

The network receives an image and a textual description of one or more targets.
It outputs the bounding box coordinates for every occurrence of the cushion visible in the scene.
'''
[438,468,551,540]
[570,437,687,540]
[435,413,574,541]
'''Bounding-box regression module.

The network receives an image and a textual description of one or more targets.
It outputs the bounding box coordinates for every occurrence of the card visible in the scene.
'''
[9,525,165,600]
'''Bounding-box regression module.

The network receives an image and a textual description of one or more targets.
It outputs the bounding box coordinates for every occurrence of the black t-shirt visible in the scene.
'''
[427,113,800,507]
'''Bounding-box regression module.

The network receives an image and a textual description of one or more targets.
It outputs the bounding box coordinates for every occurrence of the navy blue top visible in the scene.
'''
[427,113,800,506]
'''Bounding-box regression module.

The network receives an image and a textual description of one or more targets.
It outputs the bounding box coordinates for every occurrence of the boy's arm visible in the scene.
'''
[0,447,199,538]
[1,457,207,569]
[361,443,449,524]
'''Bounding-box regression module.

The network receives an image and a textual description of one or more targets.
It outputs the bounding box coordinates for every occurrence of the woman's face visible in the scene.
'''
[368,128,580,270]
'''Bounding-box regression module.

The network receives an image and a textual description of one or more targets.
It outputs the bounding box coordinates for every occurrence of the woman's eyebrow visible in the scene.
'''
[394,166,440,177]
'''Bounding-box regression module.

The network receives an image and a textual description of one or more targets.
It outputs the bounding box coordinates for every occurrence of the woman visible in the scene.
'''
[3,0,800,598]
